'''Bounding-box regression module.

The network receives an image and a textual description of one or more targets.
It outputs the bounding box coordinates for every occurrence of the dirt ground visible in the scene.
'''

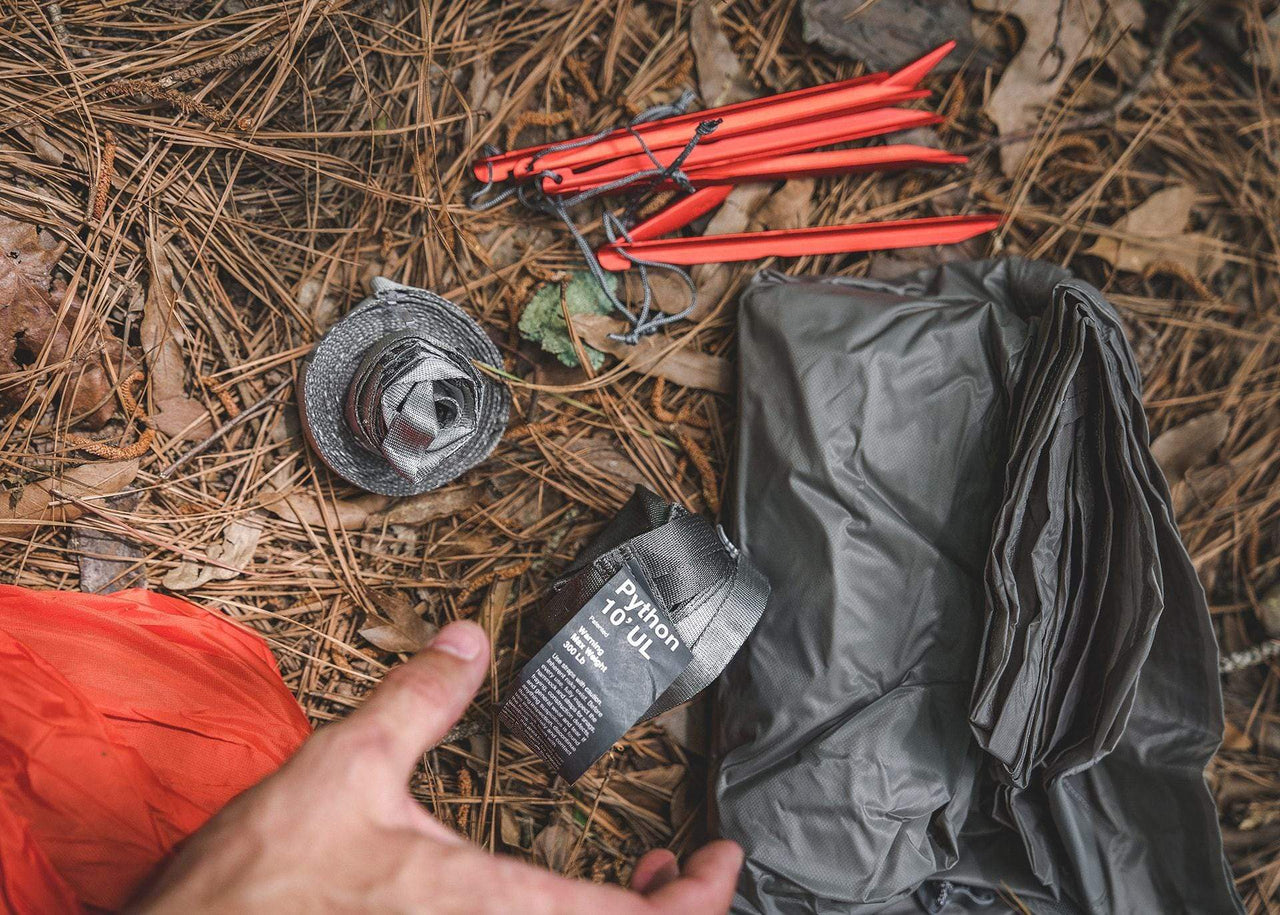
[2,0,1280,908]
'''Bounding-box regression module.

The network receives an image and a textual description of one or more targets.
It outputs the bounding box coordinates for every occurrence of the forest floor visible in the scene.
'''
[2,0,1279,908]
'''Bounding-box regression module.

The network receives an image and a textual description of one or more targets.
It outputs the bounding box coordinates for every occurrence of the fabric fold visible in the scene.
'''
[716,260,1239,914]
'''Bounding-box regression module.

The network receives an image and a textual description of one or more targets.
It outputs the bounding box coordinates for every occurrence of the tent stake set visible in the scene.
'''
[472,41,999,272]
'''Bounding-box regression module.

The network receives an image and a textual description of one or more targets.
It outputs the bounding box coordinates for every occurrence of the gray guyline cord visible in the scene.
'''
[469,93,720,344]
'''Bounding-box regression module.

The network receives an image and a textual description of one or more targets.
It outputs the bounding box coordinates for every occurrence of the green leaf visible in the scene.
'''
[518,271,617,369]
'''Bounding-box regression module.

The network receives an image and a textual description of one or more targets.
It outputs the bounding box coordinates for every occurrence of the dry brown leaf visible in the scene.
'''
[383,487,482,525]
[973,0,1144,175]
[750,179,815,232]
[0,459,138,536]
[296,276,341,333]
[14,123,67,165]
[143,238,188,403]
[151,395,213,439]
[532,821,579,874]
[1151,410,1229,481]
[259,487,391,529]
[144,237,210,439]
[0,216,133,428]
[360,593,437,653]
[1221,720,1253,752]
[468,57,503,114]
[571,313,731,394]
[1084,184,1220,276]
[1258,580,1280,640]
[619,270,694,317]
[690,183,773,318]
[566,436,648,487]
[499,807,525,849]
[0,214,63,299]
[1171,432,1274,518]
[690,0,753,107]
[162,519,262,590]
[652,696,709,755]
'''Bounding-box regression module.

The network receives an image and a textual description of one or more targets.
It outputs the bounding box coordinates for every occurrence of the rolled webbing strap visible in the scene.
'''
[299,278,509,496]
[542,485,770,718]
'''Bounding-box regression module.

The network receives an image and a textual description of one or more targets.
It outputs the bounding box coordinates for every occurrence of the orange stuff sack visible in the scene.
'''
[0,586,311,913]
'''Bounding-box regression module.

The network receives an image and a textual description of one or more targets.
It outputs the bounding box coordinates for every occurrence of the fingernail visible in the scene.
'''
[430,622,484,660]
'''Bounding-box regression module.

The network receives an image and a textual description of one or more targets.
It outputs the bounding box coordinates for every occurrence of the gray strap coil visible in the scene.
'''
[299,278,510,496]
[542,485,770,718]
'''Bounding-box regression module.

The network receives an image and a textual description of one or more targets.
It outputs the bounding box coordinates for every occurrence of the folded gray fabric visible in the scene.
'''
[716,260,1239,914]
[299,278,509,496]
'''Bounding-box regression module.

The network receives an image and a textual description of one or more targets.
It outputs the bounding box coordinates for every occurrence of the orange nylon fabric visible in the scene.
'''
[0,586,311,913]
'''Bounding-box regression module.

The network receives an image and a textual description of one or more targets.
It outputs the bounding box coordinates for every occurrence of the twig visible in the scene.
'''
[99,79,249,129]
[157,377,292,479]
[156,43,278,88]
[44,2,87,57]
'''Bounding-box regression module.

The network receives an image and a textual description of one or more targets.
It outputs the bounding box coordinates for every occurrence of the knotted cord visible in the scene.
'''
[469,93,720,344]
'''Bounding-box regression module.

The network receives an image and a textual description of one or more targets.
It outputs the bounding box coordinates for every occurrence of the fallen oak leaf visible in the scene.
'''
[259,487,390,530]
[73,490,146,593]
[1084,184,1221,276]
[0,215,137,428]
[14,123,68,165]
[750,178,816,232]
[162,519,262,591]
[383,487,481,525]
[571,313,731,394]
[1151,410,1229,481]
[565,435,648,487]
[619,270,694,317]
[142,237,187,402]
[690,0,754,107]
[1170,430,1274,518]
[973,0,1144,175]
[689,182,773,319]
[0,459,138,537]
[360,592,437,653]
[144,237,212,441]
[532,821,579,875]
[499,807,526,849]
[151,396,213,439]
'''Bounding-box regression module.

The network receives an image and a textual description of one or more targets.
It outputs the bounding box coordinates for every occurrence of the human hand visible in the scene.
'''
[130,620,742,914]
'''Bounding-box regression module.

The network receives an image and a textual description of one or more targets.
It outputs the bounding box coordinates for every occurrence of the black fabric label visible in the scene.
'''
[500,560,693,782]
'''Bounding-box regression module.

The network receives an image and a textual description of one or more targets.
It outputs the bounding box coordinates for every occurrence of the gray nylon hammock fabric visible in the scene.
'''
[299,278,509,496]
[542,485,769,718]
[715,260,1240,914]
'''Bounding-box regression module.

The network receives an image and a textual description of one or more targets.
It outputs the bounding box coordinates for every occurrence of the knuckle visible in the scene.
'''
[382,662,456,709]
[316,718,396,769]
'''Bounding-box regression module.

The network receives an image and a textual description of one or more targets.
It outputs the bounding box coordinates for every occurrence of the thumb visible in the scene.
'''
[644,840,742,914]
[341,620,490,775]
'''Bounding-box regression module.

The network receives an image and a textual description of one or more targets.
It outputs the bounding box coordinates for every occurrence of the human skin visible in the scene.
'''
[130,620,742,914]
